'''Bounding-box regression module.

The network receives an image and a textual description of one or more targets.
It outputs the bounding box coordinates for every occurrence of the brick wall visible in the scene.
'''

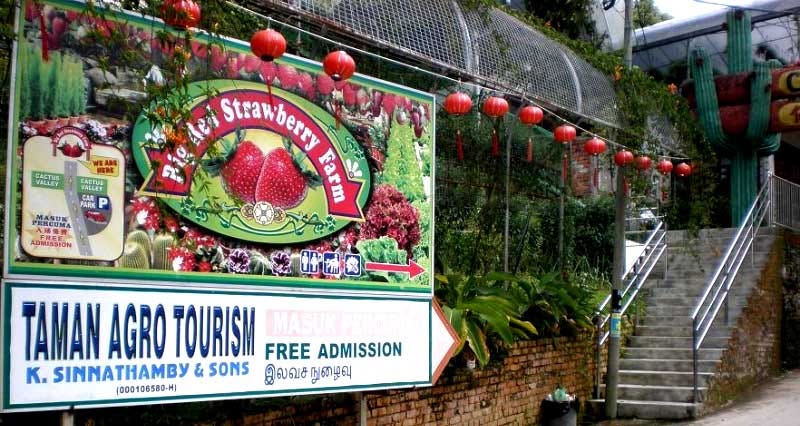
[782,232,800,368]
[234,334,599,426]
[703,236,784,408]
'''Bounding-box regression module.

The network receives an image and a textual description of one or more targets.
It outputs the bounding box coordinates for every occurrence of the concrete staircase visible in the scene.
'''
[594,227,777,420]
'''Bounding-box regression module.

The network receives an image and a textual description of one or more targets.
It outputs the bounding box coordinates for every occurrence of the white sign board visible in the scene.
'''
[1,280,445,411]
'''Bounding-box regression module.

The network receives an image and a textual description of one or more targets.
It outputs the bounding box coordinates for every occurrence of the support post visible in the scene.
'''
[61,411,74,426]
[605,163,627,419]
[359,392,367,426]
[558,142,567,273]
[503,114,518,273]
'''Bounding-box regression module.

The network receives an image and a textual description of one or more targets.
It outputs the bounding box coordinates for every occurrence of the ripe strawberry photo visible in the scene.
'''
[203,128,320,210]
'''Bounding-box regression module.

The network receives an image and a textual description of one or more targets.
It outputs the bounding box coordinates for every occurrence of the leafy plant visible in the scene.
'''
[356,237,408,282]
[435,271,536,367]
[513,271,599,337]
[380,123,425,202]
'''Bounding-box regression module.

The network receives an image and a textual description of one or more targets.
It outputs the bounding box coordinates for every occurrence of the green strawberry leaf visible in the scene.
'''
[303,169,323,188]
[200,134,237,177]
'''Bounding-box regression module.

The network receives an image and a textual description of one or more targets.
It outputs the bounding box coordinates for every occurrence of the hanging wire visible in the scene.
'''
[224,0,691,160]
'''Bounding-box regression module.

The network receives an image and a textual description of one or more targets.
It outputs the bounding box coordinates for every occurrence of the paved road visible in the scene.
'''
[674,369,800,426]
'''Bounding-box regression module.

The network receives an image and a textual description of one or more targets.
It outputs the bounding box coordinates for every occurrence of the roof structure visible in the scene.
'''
[244,0,622,129]
[632,0,800,75]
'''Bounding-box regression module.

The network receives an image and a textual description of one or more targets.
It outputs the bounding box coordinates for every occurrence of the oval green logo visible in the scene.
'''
[132,80,370,244]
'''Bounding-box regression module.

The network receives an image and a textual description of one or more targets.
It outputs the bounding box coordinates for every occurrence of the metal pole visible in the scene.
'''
[623,0,634,68]
[359,392,367,426]
[692,321,699,403]
[503,114,518,273]
[596,321,603,399]
[663,222,669,282]
[608,0,634,414]
[558,142,567,273]
[606,163,627,419]
[61,411,74,426]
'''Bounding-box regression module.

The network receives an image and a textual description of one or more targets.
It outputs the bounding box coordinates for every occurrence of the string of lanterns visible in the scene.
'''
[172,1,693,180]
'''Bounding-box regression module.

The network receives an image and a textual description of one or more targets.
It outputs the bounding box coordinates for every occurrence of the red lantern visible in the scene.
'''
[443,92,472,115]
[554,124,576,144]
[250,29,286,62]
[583,137,606,156]
[519,105,543,126]
[635,155,652,171]
[675,162,692,177]
[614,149,634,167]
[482,96,509,117]
[162,0,201,30]
[657,159,673,175]
[444,92,472,161]
[251,29,286,108]
[322,50,356,82]
[519,105,543,163]
[482,96,508,157]
[323,50,356,128]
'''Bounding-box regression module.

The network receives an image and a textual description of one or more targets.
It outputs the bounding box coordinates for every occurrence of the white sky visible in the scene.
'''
[653,0,726,20]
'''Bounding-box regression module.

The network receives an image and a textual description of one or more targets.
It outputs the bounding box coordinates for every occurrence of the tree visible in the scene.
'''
[633,0,671,27]
[524,0,596,39]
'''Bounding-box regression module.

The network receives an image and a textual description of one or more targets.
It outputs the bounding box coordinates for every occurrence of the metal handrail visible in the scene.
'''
[689,177,771,403]
[595,220,667,397]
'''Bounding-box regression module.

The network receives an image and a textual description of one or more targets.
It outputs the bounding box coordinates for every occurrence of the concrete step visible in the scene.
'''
[635,325,732,338]
[648,287,754,298]
[641,315,693,327]
[623,347,724,361]
[600,384,705,403]
[646,274,762,287]
[645,305,743,317]
[640,315,743,328]
[588,399,701,420]
[655,262,769,275]
[617,400,700,419]
[628,335,729,348]
[667,227,739,239]
[619,370,713,387]
[646,295,750,306]
[619,358,721,373]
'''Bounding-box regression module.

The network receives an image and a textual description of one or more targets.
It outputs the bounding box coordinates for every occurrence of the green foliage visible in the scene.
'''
[18,40,86,120]
[633,0,672,27]
[381,123,426,203]
[435,272,536,367]
[512,270,601,336]
[18,39,31,119]
[356,237,408,282]
[522,0,597,40]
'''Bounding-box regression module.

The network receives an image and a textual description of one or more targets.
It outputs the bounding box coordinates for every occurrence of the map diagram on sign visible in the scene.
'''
[21,127,125,261]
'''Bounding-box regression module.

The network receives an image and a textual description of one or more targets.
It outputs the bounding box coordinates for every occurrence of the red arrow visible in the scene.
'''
[364,260,425,279]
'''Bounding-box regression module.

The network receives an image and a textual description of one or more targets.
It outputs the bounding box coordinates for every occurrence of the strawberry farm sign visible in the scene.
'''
[132,81,370,244]
[5,0,435,295]
[3,0,453,414]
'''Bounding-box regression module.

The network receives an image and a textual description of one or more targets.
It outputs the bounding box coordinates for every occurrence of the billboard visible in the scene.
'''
[3,0,454,412]
[2,280,442,410]
[6,0,435,294]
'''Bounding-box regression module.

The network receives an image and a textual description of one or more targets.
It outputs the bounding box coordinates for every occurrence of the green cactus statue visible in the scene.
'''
[152,233,177,270]
[690,9,781,224]
[117,241,150,269]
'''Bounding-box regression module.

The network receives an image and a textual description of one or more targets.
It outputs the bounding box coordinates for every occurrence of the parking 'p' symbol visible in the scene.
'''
[97,196,110,210]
